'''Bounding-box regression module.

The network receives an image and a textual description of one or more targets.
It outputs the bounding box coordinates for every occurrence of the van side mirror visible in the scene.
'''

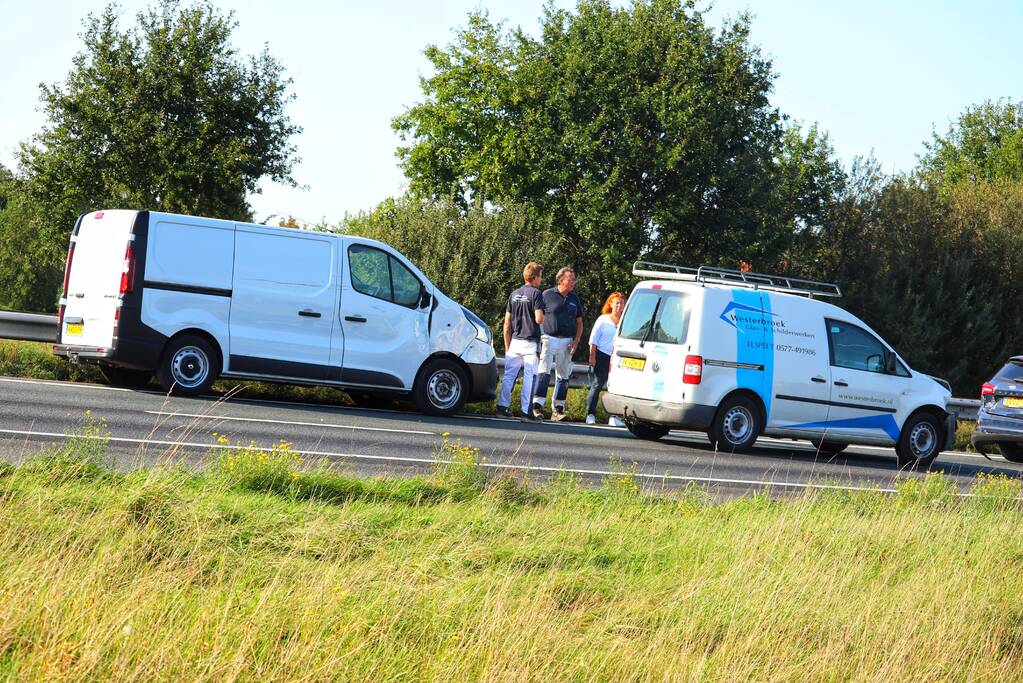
[885,352,897,374]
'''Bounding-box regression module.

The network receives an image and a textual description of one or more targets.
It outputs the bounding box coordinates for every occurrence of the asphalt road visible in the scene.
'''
[0,375,1017,498]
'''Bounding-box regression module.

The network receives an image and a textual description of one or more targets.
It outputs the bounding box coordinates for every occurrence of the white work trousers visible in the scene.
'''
[497,337,540,414]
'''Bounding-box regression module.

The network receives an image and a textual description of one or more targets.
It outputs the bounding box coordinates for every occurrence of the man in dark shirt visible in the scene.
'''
[496,262,545,419]
[531,266,584,420]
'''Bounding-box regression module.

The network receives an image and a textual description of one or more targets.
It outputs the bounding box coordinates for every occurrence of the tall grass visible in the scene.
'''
[0,425,1020,680]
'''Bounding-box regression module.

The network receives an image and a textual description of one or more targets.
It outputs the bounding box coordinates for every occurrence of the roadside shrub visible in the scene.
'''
[210,438,303,496]
[21,410,114,483]
[895,472,959,508]
[968,472,1023,514]
[955,420,976,452]
[433,435,487,499]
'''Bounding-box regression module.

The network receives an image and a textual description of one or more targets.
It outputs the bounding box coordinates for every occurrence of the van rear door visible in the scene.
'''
[60,210,137,349]
[606,287,691,404]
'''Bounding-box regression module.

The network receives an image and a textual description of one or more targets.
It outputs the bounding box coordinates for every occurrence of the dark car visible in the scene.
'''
[973,356,1023,462]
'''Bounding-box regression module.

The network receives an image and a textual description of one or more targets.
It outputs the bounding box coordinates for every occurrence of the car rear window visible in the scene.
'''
[618,290,690,345]
[994,360,1023,383]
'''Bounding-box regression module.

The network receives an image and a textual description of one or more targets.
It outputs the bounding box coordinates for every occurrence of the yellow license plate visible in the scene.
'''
[66,322,83,336]
[1005,397,1023,408]
[619,357,645,371]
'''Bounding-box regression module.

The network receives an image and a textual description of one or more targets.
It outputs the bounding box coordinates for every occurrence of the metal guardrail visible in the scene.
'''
[0,310,984,415]
[948,398,979,422]
[0,310,57,343]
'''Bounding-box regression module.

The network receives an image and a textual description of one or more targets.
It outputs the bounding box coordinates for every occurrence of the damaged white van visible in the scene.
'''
[53,210,496,416]
[603,262,955,468]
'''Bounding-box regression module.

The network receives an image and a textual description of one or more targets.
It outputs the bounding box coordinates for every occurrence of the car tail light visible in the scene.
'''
[683,354,703,384]
[119,244,136,295]
[981,382,995,397]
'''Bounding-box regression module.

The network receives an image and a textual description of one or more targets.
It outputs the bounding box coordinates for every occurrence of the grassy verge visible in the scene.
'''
[0,422,1021,679]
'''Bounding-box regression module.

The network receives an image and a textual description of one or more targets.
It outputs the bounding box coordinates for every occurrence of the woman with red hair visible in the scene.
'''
[586,292,626,424]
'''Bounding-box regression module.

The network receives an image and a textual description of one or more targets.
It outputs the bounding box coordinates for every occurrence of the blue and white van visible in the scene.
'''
[603,263,955,468]
[53,209,496,416]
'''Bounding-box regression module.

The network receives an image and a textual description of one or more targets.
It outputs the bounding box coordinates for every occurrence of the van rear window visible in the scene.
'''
[619,290,690,345]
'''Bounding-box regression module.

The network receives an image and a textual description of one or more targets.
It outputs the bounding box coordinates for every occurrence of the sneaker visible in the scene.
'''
[585,414,596,425]
[519,410,540,423]
[496,406,512,418]
[608,415,625,427]
[551,407,568,422]
[530,403,545,421]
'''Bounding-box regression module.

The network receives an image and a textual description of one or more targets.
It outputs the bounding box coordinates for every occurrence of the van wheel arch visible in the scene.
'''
[413,353,470,416]
[416,352,474,396]
[895,405,949,469]
[156,329,223,396]
[165,329,224,374]
[707,389,767,453]
[718,389,767,426]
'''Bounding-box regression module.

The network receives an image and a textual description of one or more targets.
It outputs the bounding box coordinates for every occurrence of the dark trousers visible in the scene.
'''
[586,350,611,415]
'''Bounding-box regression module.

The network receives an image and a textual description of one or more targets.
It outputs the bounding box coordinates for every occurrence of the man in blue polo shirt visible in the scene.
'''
[531,266,584,421]
[496,262,545,419]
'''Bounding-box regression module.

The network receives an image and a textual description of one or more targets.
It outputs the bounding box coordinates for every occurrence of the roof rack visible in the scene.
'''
[632,261,842,299]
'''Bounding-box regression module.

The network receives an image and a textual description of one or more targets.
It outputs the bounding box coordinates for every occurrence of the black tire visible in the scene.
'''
[626,421,670,441]
[413,358,468,417]
[156,335,219,397]
[708,395,761,453]
[99,365,152,389]
[347,391,393,410]
[999,443,1023,464]
[895,412,942,469]
[809,439,849,456]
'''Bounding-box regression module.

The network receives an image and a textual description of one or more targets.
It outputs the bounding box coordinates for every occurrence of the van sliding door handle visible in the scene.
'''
[344,315,367,323]
[834,380,849,387]
[811,376,827,383]
[298,310,321,318]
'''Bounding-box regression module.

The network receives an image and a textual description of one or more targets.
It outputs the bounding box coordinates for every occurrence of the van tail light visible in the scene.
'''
[981,382,995,397]
[683,354,703,384]
[119,244,136,295]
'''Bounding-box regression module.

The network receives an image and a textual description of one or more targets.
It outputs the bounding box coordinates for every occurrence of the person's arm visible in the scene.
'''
[588,317,602,366]
[570,316,583,353]
[503,312,512,351]
[534,308,544,325]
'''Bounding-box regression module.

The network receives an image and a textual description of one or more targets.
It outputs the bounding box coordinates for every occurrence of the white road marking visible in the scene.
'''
[0,377,133,392]
[144,410,436,436]
[0,427,934,495]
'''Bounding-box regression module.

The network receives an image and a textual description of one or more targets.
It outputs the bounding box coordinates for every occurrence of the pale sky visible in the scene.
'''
[2,1,1020,225]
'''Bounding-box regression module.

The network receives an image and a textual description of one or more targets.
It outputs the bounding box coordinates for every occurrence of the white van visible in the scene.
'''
[53,210,496,416]
[603,262,955,468]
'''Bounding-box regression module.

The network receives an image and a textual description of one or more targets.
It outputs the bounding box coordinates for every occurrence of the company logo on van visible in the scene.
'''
[719,302,781,332]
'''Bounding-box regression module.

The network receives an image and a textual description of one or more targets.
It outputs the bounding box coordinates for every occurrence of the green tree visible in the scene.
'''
[5,0,300,311]
[920,99,1023,188]
[804,161,1002,394]
[395,0,843,297]
[342,197,564,353]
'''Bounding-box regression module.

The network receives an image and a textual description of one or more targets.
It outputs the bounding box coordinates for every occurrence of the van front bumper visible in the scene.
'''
[467,358,497,401]
[602,393,716,430]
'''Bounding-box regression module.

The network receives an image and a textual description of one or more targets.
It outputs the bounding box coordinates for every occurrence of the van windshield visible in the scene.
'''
[619,290,690,345]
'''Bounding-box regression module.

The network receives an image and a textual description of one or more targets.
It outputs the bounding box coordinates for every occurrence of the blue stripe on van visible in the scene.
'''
[787,415,901,442]
[761,293,774,420]
[731,289,767,414]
